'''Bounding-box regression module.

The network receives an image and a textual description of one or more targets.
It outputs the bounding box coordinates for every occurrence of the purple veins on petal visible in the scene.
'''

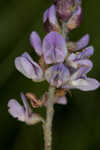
[70,67,89,81]
[67,52,93,71]
[30,32,42,56]
[15,52,43,81]
[63,69,100,91]
[75,46,94,60]
[74,59,93,73]
[43,31,67,64]
[45,63,70,87]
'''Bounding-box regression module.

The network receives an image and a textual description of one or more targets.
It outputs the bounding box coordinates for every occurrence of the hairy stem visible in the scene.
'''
[43,87,55,150]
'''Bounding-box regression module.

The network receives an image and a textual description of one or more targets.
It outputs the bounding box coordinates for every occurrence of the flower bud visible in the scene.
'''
[56,0,75,21]
[66,6,82,31]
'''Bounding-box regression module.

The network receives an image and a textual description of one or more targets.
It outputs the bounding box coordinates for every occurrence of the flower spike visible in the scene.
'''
[7,1,100,150]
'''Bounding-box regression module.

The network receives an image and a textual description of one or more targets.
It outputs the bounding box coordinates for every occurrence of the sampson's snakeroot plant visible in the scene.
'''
[8,0,100,150]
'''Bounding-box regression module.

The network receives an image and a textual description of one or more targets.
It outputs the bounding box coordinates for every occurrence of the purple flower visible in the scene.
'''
[66,46,94,81]
[42,31,67,64]
[43,5,60,32]
[8,93,43,125]
[75,34,90,51]
[30,31,67,64]
[62,36,100,91]
[68,34,90,52]
[67,53,93,72]
[15,52,43,81]
[74,46,94,60]
[63,69,100,91]
[45,63,70,87]
[66,46,94,71]
[63,50,100,91]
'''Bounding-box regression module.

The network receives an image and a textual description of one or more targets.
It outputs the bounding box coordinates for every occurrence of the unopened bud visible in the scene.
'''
[66,6,82,31]
[56,0,75,21]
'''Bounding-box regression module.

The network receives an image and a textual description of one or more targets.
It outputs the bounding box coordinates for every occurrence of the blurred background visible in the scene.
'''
[0,0,100,150]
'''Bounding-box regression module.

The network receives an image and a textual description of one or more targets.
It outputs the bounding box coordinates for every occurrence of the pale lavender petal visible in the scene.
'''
[67,54,93,71]
[15,56,33,79]
[70,78,100,91]
[8,95,43,125]
[15,52,43,81]
[56,96,67,105]
[49,5,58,25]
[68,46,94,61]
[45,63,70,87]
[8,99,25,121]
[74,59,93,73]
[43,9,49,23]
[76,34,90,51]
[70,67,88,80]
[75,46,94,60]
[43,31,67,64]
[43,5,60,33]
[20,92,32,116]
[30,32,42,56]
[22,52,35,63]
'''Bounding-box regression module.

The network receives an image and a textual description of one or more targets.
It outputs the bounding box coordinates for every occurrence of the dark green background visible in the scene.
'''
[0,0,100,150]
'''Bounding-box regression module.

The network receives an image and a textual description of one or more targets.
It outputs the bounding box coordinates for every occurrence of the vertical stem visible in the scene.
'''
[43,87,55,150]
[62,22,67,39]
[62,22,69,41]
